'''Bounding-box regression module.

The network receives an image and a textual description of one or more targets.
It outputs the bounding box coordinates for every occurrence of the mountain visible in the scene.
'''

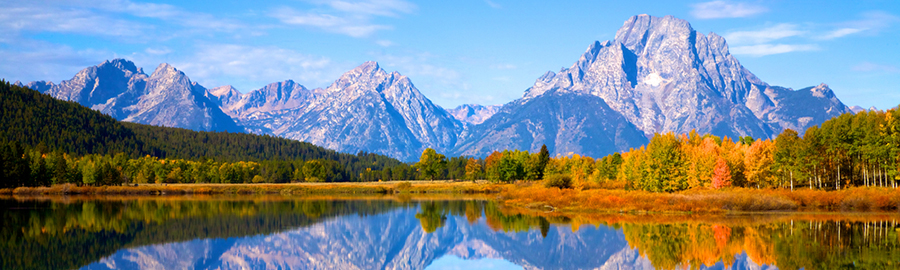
[229,62,463,161]
[32,59,242,132]
[455,14,849,157]
[448,104,501,125]
[216,80,319,135]
[16,15,853,161]
[455,93,648,158]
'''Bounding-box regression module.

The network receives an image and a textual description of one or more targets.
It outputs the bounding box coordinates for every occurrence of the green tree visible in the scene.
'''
[646,133,686,192]
[414,148,447,180]
[464,158,482,181]
[774,129,803,190]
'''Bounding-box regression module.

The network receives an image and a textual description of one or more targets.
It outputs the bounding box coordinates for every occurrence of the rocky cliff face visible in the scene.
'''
[448,104,501,125]
[455,93,648,158]
[31,59,241,132]
[216,80,319,135]
[271,62,463,161]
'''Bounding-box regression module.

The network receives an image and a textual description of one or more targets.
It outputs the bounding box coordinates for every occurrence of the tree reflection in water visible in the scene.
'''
[1,196,899,270]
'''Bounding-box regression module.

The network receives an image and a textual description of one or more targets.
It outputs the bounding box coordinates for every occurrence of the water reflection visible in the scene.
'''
[1,196,899,269]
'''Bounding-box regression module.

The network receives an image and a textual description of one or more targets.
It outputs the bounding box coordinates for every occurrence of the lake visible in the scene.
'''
[1,195,899,270]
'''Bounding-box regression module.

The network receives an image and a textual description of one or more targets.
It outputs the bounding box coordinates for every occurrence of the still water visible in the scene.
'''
[2,196,899,270]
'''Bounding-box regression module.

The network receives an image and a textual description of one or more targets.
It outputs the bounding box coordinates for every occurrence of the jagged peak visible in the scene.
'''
[150,63,184,78]
[615,14,694,51]
[331,61,389,86]
[95,58,142,75]
[355,61,382,74]
[210,85,240,97]
[806,83,835,99]
[538,71,556,83]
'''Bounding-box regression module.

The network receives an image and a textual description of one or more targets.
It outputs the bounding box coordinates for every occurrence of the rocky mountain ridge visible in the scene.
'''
[16,14,852,161]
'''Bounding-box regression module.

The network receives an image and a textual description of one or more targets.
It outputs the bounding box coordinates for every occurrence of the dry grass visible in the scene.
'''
[9,181,506,196]
[500,186,900,214]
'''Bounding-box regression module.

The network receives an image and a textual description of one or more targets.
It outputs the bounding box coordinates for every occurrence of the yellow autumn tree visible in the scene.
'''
[744,139,776,188]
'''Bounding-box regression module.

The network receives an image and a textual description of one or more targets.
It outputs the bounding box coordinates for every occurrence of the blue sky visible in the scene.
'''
[1,0,899,109]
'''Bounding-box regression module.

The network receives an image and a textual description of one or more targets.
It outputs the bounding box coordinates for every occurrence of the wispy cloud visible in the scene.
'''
[485,0,502,9]
[272,8,391,37]
[0,4,147,39]
[690,1,768,19]
[852,62,900,74]
[730,44,819,57]
[0,40,111,82]
[724,23,805,45]
[169,44,344,91]
[376,40,395,47]
[314,0,415,17]
[817,11,900,40]
[273,0,415,38]
[490,64,517,70]
[819,28,865,40]
[0,0,245,42]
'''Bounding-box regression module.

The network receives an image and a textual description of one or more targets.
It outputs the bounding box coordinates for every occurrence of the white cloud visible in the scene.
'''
[272,8,391,37]
[0,4,148,39]
[690,1,768,19]
[317,0,416,17]
[274,0,415,38]
[0,0,245,42]
[730,44,819,57]
[376,40,395,47]
[819,28,865,40]
[817,11,900,40]
[724,23,805,45]
[168,44,345,91]
[485,0,502,9]
[0,40,111,83]
[852,62,900,74]
[144,47,172,55]
[490,64,517,70]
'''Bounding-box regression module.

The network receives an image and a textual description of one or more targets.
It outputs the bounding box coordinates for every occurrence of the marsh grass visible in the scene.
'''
[501,186,900,213]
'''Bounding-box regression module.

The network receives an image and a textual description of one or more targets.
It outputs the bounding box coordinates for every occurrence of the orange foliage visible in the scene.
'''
[711,158,732,189]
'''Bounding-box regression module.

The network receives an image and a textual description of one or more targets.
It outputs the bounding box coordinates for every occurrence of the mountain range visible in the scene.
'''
[15,15,850,161]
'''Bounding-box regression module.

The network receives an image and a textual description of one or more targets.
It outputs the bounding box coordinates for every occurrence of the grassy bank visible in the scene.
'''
[1,181,505,196]
[6,182,900,214]
[500,184,900,213]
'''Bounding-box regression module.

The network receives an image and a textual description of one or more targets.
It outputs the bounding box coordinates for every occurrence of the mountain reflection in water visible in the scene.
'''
[1,197,899,270]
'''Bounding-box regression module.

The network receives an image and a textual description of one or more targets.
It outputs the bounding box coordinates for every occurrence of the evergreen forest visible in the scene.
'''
[0,81,412,187]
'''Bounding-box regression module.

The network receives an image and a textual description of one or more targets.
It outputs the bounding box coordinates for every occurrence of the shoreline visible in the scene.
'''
[5,182,900,214]
[1,181,504,196]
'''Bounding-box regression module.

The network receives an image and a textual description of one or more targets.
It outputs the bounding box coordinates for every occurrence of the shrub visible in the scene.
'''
[395,181,412,190]
[544,174,573,189]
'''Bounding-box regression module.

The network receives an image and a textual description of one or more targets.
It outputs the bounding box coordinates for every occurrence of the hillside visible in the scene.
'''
[0,80,406,181]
